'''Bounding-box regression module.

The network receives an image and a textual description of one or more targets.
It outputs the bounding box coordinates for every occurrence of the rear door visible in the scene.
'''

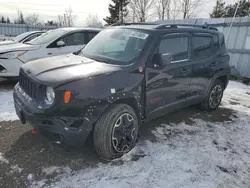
[146,33,192,119]
[188,32,215,104]
[46,31,86,57]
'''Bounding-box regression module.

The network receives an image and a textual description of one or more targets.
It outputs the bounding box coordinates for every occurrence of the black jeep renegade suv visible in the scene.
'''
[13,23,230,160]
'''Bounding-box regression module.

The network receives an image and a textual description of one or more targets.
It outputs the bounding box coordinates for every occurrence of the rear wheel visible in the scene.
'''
[93,104,139,160]
[200,79,224,111]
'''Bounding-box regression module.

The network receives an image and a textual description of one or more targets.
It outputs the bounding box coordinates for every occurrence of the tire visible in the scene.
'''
[243,80,250,85]
[200,79,224,111]
[93,104,139,160]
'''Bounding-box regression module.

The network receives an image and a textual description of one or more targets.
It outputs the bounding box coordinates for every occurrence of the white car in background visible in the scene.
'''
[0,27,101,79]
[0,31,45,46]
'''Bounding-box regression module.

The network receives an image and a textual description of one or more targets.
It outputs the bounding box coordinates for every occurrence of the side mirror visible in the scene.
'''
[57,40,65,47]
[152,53,172,68]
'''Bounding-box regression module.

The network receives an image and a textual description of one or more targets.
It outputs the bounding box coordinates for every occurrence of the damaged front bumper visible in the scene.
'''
[13,84,93,148]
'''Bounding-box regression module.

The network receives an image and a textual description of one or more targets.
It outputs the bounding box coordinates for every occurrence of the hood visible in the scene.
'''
[0,43,40,53]
[21,54,122,86]
[0,40,16,46]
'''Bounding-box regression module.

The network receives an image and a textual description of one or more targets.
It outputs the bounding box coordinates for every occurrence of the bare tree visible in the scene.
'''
[170,0,181,19]
[58,15,64,26]
[85,13,102,27]
[58,7,76,27]
[181,0,203,19]
[156,0,171,20]
[129,0,154,22]
[65,7,75,27]
[25,13,39,25]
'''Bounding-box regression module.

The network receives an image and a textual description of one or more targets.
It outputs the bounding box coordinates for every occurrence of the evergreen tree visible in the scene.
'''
[210,0,226,18]
[6,17,10,23]
[225,0,250,17]
[19,12,25,24]
[0,16,6,23]
[210,0,250,18]
[15,10,25,24]
[104,0,129,25]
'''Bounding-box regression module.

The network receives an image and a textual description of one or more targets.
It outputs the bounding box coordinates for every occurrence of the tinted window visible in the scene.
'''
[28,29,67,45]
[87,32,98,42]
[192,36,212,59]
[159,36,188,61]
[23,34,42,43]
[213,34,219,49]
[62,32,85,46]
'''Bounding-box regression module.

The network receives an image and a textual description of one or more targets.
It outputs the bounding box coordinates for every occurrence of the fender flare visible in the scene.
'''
[205,70,230,96]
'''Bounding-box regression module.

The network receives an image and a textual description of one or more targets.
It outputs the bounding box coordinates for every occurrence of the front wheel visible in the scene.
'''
[93,104,139,160]
[200,79,224,111]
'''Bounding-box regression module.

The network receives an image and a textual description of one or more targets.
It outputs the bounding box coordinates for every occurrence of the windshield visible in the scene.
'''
[81,28,150,64]
[27,29,67,45]
[13,32,30,42]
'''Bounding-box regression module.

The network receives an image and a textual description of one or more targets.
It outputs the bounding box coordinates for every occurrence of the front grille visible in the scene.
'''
[19,71,39,100]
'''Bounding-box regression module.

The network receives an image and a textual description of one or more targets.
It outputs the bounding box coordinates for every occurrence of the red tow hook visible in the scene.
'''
[31,128,37,135]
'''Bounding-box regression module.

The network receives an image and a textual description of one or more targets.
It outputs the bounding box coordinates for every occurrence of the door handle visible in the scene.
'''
[48,53,52,55]
[180,68,191,76]
[181,68,191,74]
[209,61,216,67]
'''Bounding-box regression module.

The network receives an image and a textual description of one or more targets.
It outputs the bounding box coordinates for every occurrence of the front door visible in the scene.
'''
[146,33,192,119]
[46,32,86,57]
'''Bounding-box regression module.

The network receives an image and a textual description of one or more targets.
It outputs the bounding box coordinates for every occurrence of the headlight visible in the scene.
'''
[46,87,55,104]
[0,51,27,59]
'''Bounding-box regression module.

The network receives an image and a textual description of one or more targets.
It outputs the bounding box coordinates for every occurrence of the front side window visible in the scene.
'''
[27,29,68,45]
[81,28,150,65]
[62,32,85,46]
[159,36,189,61]
[192,35,212,59]
[87,32,99,42]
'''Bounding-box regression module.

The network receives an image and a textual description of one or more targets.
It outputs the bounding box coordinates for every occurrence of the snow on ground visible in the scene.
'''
[0,90,18,121]
[28,81,250,188]
[0,152,9,164]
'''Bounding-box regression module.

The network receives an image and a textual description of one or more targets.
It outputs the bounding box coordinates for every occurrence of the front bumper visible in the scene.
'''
[0,58,24,77]
[13,84,93,148]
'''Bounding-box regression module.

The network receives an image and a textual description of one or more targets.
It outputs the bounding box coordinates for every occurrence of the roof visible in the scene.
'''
[23,30,46,34]
[58,27,102,32]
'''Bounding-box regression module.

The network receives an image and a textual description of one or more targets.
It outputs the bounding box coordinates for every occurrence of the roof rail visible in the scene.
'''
[155,23,218,31]
[110,22,158,26]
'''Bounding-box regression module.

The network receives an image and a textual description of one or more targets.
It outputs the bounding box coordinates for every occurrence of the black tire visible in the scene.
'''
[200,79,224,111]
[93,104,139,160]
[243,80,250,85]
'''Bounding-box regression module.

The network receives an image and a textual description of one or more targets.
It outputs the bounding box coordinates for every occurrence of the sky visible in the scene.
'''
[0,0,236,26]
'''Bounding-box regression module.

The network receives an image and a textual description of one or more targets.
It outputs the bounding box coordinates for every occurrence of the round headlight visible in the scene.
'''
[46,87,55,104]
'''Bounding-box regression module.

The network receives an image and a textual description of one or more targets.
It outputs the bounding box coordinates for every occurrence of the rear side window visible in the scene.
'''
[159,36,188,61]
[62,32,85,46]
[23,33,42,43]
[192,35,212,59]
[219,33,226,52]
[213,34,219,49]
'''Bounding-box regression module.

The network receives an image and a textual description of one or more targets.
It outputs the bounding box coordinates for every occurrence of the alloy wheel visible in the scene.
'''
[209,85,223,108]
[112,113,136,153]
